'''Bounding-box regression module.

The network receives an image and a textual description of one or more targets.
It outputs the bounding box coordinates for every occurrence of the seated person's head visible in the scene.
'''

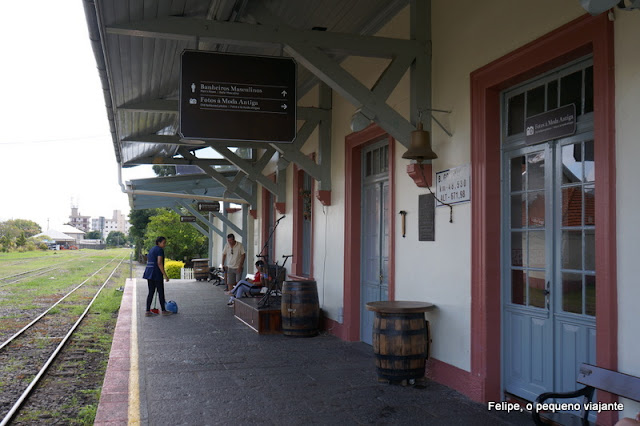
[255,260,265,271]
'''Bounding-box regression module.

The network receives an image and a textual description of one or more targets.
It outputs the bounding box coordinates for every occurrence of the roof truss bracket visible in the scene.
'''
[210,208,243,236]
[268,84,332,198]
[171,204,209,238]
[123,156,232,167]
[178,148,256,207]
[246,2,432,148]
[212,146,281,199]
[176,200,226,239]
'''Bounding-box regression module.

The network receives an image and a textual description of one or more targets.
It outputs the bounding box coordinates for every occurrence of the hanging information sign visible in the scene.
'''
[197,202,220,212]
[180,50,297,143]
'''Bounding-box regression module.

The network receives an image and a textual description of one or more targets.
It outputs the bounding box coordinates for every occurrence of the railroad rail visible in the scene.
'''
[0,256,126,425]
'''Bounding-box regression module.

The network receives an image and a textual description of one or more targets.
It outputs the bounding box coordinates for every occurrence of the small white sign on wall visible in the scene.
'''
[435,163,471,206]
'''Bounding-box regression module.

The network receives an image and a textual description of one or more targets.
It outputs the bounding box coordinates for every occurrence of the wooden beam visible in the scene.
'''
[106,17,422,59]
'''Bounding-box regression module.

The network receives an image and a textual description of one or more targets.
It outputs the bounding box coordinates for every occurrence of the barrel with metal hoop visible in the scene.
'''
[192,258,209,281]
[281,280,319,337]
[365,301,434,382]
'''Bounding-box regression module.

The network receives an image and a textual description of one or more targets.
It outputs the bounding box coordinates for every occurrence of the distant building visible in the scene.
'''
[34,229,75,247]
[68,207,90,232]
[91,216,106,236]
[71,207,130,240]
[57,224,86,245]
[103,210,131,239]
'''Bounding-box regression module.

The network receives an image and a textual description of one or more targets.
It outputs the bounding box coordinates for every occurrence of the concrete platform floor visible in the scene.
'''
[95,267,532,425]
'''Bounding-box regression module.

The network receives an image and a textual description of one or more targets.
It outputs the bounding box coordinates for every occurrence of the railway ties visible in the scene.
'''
[0,256,127,426]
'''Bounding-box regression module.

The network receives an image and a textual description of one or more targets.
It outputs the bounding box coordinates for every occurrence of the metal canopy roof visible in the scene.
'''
[127,171,253,209]
[83,0,425,211]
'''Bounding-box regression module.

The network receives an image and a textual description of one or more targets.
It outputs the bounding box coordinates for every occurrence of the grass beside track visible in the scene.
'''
[0,249,129,425]
[0,250,85,279]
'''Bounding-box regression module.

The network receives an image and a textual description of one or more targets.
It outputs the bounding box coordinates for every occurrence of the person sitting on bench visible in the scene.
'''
[226,260,268,306]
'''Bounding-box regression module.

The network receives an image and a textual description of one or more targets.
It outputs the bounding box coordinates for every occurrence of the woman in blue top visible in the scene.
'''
[143,236,172,316]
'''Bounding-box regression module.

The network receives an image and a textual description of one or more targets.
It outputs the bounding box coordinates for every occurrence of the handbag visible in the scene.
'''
[165,300,178,313]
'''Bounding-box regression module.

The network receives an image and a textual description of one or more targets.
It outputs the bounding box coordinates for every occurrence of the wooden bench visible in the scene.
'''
[233,296,281,334]
[532,363,640,425]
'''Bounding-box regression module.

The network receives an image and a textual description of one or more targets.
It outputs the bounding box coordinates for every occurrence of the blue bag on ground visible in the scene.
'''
[165,300,178,313]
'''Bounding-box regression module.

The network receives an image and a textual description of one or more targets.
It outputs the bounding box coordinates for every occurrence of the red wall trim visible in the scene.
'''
[260,175,277,259]
[426,358,484,401]
[321,316,348,340]
[469,13,616,417]
[343,123,396,341]
[292,159,315,278]
[316,190,331,206]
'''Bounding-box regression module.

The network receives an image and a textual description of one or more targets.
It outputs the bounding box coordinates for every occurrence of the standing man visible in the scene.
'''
[221,233,245,292]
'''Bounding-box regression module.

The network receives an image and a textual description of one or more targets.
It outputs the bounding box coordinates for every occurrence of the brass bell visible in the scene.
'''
[402,122,438,162]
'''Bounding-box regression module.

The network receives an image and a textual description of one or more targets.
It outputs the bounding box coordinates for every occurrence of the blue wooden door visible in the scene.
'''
[502,59,596,403]
[503,145,554,401]
[360,142,389,344]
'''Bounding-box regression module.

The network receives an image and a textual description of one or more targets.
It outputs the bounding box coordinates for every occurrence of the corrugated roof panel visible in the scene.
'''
[89,0,409,166]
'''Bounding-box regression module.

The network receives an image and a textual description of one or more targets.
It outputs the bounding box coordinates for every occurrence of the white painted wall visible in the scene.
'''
[256,2,640,403]
[407,0,585,372]
[614,9,640,419]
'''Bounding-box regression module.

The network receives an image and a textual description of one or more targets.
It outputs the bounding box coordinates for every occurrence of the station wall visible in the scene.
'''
[614,9,640,419]
[251,1,639,415]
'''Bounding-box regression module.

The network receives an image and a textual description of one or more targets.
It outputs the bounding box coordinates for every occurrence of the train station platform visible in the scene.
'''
[95,269,532,425]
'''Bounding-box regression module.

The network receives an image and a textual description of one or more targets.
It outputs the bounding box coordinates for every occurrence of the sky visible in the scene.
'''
[0,2,154,232]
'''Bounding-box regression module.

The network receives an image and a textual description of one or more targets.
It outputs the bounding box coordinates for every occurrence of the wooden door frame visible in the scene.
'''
[469,14,616,422]
[342,124,396,341]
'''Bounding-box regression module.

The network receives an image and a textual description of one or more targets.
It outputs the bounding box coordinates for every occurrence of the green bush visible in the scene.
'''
[164,260,185,279]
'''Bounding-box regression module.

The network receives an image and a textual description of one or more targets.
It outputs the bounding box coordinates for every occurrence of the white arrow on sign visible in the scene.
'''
[281,90,287,97]
[281,104,287,110]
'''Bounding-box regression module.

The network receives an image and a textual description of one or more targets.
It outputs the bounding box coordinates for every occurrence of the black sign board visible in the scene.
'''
[418,194,435,242]
[197,202,220,212]
[525,104,576,145]
[180,50,297,143]
[180,216,197,223]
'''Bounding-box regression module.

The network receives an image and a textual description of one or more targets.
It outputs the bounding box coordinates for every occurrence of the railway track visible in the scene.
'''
[0,256,127,425]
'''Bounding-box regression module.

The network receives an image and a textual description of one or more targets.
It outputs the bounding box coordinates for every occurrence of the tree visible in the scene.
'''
[2,219,41,238]
[129,208,164,261]
[128,209,161,240]
[0,234,13,251]
[152,165,176,177]
[86,230,102,240]
[106,231,126,247]
[143,210,207,262]
[16,232,27,247]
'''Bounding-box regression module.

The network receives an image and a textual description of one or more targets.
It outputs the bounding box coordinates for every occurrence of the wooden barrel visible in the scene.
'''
[281,280,319,337]
[192,258,209,281]
[372,312,429,382]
